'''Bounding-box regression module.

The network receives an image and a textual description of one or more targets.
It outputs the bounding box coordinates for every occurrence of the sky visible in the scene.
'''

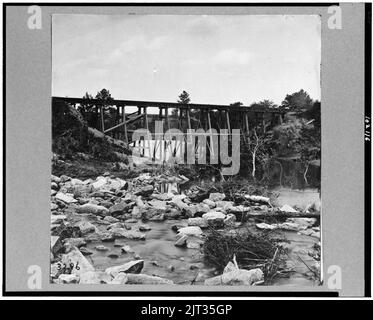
[52,14,321,106]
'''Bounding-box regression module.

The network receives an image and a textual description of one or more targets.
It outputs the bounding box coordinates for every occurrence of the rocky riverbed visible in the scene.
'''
[50,172,321,285]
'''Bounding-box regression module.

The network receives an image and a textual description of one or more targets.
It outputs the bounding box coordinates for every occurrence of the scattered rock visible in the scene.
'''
[76,203,109,216]
[75,221,96,235]
[79,271,111,284]
[109,228,146,240]
[174,235,188,247]
[61,247,95,276]
[79,247,93,256]
[134,185,154,197]
[105,260,144,277]
[138,224,151,231]
[202,211,226,228]
[95,245,109,251]
[209,193,226,202]
[203,199,216,208]
[280,204,298,213]
[58,274,80,284]
[224,214,236,227]
[187,217,208,228]
[126,274,174,285]
[110,273,128,284]
[55,192,77,204]
[64,237,87,249]
[121,245,134,253]
[178,226,203,237]
[205,268,263,286]
[103,216,120,223]
[51,215,67,224]
[256,223,277,230]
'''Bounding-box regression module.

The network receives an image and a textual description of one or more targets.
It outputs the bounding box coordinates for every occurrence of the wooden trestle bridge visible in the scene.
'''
[52,97,293,148]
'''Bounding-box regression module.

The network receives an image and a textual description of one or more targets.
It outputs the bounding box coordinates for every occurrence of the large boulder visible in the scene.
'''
[177,226,203,237]
[205,268,263,286]
[202,211,226,228]
[105,260,144,277]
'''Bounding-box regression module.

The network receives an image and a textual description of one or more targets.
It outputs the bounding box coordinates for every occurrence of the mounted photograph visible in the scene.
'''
[50,14,322,286]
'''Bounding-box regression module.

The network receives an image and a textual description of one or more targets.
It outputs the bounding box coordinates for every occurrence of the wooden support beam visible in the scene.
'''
[122,106,128,144]
[245,112,249,134]
[207,109,215,156]
[100,105,105,132]
[226,109,231,136]
[186,108,192,131]
[104,114,144,134]
[144,107,150,158]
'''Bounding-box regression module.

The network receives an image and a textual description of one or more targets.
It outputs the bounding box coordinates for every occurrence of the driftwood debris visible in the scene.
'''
[229,210,320,219]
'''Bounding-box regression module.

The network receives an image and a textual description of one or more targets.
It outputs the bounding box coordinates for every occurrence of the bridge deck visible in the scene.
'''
[52,96,293,114]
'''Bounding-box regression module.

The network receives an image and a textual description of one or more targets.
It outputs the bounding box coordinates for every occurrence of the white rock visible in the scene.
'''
[205,268,263,286]
[178,226,203,237]
[286,218,317,228]
[256,223,277,230]
[280,204,298,213]
[110,228,146,240]
[121,245,135,253]
[202,211,226,227]
[51,215,66,224]
[223,261,239,273]
[79,271,111,284]
[76,203,109,216]
[203,211,226,220]
[245,195,270,204]
[55,192,77,204]
[70,178,83,186]
[126,274,174,285]
[105,260,144,277]
[58,274,80,284]
[76,221,96,235]
[110,273,128,284]
[187,217,208,228]
[278,222,307,231]
[92,177,107,189]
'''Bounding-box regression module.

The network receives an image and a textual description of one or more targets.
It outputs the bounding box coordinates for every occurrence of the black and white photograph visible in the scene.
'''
[50,14,322,286]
